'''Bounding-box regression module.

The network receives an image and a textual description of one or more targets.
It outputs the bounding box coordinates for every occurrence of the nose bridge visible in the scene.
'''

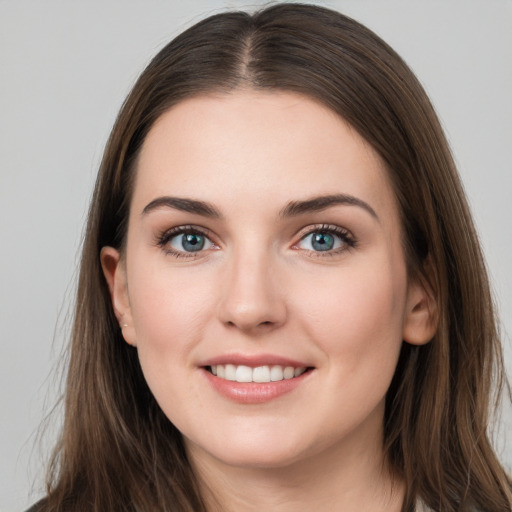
[218,239,286,332]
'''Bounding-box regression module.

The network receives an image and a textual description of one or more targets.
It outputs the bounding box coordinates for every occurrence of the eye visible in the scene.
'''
[294,225,355,255]
[170,232,212,252]
[157,226,217,257]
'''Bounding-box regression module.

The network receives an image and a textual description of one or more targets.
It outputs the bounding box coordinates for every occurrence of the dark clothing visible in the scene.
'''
[25,499,45,512]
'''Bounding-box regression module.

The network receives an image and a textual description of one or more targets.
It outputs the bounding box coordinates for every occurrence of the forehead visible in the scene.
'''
[133,90,398,220]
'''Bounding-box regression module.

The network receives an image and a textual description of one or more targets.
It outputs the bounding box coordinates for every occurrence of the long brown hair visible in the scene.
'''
[41,4,511,511]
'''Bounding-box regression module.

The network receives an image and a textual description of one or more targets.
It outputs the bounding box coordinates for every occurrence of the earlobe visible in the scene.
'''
[402,276,438,346]
[100,246,137,346]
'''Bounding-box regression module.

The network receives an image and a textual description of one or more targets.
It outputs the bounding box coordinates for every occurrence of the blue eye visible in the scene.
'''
[172,233,205,252]
[169,232,215,253]
[157,227,216,257]
[297,227,354,254]
[310,233,335,251]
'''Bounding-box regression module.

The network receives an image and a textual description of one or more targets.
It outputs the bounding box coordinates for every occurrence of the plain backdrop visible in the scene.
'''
[1,1,511,510]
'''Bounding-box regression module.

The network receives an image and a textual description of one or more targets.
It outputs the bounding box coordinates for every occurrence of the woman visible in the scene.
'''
[32,3,511,511]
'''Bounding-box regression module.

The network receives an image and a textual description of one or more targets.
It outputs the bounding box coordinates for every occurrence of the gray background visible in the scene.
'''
[1,1,511,510]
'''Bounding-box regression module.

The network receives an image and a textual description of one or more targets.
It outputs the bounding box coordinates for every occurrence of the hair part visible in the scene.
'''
[42,4,511,511]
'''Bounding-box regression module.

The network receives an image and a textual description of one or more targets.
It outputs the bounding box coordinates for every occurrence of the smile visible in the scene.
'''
[209,364,307,383]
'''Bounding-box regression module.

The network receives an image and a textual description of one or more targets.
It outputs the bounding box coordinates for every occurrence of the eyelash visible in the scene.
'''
[156,225,217,259]
[293,224,357,257]
[156,223,356,259]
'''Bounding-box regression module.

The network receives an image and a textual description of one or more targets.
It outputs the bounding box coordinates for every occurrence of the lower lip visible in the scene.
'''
[202,368,312,404]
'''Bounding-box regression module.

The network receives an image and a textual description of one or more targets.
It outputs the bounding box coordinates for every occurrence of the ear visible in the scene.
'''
[402,273,438,346]
[100,246,137,346]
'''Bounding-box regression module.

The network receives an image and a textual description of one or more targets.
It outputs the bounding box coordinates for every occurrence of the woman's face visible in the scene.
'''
[103,91,433,471]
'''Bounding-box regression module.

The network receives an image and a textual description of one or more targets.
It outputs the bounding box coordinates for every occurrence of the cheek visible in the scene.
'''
[126,263,218,426]
[126,259,216,383]
[296,254,407,376]
[130,259,211,334]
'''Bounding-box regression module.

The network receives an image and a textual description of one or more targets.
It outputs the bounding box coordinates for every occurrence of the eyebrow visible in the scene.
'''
[141,193,378,221]
[141,196,222,218]
[279,194,378,220]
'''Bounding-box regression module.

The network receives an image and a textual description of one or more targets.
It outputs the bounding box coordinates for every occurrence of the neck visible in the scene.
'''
[186,414,404,512]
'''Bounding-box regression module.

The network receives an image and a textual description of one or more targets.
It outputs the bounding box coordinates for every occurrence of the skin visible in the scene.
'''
[102,91,436,511]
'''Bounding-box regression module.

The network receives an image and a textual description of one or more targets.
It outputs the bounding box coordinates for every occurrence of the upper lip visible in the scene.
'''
[200,353,312,368]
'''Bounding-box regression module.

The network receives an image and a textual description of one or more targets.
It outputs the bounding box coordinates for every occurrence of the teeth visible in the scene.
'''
[225,364,236,381]
[253,366,270,383]
[270,365,283,381]
[294,367,306,377]
[209,364,307,383]
[283,366,295,379]
[235,365,253,383]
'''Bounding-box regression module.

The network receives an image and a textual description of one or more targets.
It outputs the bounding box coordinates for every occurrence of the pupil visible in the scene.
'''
[312,233,334,251]
[183,234,204,252]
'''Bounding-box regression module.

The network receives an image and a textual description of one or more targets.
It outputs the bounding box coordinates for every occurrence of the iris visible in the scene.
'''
[182,233,205,252]
[311,233,334,251]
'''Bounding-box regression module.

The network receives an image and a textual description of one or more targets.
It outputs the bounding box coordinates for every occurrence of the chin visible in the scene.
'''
[185,425,332,472]
[220,446,305,470]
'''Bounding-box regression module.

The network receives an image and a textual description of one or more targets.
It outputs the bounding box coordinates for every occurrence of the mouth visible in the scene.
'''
[206,364,311,383]
[201,359,314,403]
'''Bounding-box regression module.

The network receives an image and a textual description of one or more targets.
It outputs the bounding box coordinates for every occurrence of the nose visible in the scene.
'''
[217,248,287,335]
